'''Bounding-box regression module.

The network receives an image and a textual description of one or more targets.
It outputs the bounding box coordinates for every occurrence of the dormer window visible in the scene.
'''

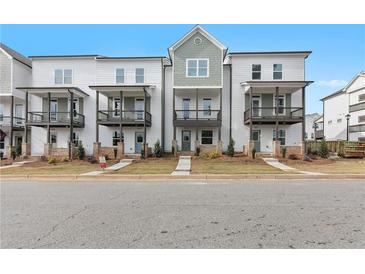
[186,59,209,77]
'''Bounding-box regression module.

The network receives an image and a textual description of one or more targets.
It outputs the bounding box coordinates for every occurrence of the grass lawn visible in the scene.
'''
[192,157,284,174]
[286,159,365,174]
[112,158,178,174]
[0,160,106,175]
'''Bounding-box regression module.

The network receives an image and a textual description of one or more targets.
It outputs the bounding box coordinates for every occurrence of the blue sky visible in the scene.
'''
[1,24,364,114]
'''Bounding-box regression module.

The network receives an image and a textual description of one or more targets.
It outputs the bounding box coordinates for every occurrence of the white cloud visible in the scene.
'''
[316,80,348,88]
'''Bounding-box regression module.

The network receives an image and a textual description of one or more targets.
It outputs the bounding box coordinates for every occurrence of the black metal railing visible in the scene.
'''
[97,110,152,124]
[0,116,25,127]
[174,110,221,120]
[244,107,303,121]
[27,111,85,127]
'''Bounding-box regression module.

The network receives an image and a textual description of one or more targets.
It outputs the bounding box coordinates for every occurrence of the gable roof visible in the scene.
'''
[168,25,227,59]
[230,51,312,59]
[0,43,32,68]
[342,71,365,92]
[321,89,346,101]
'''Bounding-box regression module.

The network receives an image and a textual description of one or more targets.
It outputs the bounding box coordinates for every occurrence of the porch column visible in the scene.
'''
[10,95,14,149]
[302,87,306,142]
[249,87,253,141]
[24,92,28,143]
[218,88,222,141]
[119,90,123,142]
[47,92,51,144]
[196,88,198,141]
[143,88,147,158]
[95,90,99,142]
[69,91,74,160]
[173,88,176,140]
[275,87,279,141]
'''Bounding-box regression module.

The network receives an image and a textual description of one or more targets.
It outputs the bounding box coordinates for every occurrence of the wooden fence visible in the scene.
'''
[306,140,365,158]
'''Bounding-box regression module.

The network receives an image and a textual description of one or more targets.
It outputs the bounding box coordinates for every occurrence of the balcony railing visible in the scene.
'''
[349,124,365,133]
[0,116,25,128]
[97,110,152,126]
[349,102,365,113]
[244,107,303,124]
[27,111,85,127]
[173,110,222,127]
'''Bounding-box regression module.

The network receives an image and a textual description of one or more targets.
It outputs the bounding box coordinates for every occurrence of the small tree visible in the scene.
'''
[251,147,256,159]
[76,141,85,160]
[318,140,329,158]
[227,138,235,157]
[153,139,162,158]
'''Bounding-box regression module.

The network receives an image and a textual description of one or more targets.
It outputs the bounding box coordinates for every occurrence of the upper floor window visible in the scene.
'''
[55,69,72,84]
[328,120,332,125]
[252,64,261,80]
[273,64,283,80]
[337,118,342,123]
[186,59,209,77]
[116,69,125,84]
[359,93,365,102]
[136,68,144,83]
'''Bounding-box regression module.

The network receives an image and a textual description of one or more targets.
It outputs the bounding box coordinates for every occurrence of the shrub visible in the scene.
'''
[227,138,235,157]
[208,151,220,159]
[61,157,69,162]
[141,146,145,159]
[195,146,200,157]
[281,146,287,158]
[251,148,256,159]
[318,140,329,158]
[288,154,299,160]
[153,139,162,158]
[48,157,57,164]
[76,141,86,160]
[15,144,22,157]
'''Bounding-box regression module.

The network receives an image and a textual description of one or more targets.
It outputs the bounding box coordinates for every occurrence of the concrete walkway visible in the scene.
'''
[263,158,326,175]
[171,156,191,176]
[0,160,34,170]
[81,159,134,176]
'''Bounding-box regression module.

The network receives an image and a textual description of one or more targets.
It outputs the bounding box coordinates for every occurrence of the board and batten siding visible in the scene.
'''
[173,33,223,87]
[0,50,12,95]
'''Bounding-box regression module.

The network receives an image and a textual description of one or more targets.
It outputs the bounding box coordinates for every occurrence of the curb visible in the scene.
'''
[1,173,365,181]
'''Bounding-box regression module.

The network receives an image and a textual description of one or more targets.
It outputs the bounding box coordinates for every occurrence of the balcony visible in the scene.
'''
[349,124,365,133]
[349,102,365,113]
[173,110,222,127]
[27,112,85,128]
[0,116,25,130]
[97,110,152,127]
[244,107,303,125]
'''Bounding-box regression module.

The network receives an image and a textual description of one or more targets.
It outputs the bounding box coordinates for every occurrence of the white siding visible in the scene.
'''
[0,49,12,95]
[12,59,32,99]
[323,93,348,140]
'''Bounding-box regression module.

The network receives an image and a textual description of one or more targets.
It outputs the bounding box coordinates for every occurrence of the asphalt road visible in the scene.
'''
[1,179,364,248]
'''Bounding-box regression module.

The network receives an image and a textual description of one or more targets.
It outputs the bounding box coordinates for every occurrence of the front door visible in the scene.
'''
[183,99,190,119]
[15,104,24,125]
[181,130,191,151]
[135,132,144,154]
[135,99,144,120]
[252,130,261,152]
[50,100,58,121]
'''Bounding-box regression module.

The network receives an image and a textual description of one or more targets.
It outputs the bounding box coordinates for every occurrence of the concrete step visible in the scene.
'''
[123,154,141,159]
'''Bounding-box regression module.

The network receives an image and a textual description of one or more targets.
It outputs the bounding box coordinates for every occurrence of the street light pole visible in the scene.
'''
[345,114,351,141]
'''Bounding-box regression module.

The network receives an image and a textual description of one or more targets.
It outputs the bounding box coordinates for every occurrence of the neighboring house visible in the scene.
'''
[313,116,324,140]
[305,113,321,140]
[0,43,32,157]
[1,26,314,159]
[321,71,365,141]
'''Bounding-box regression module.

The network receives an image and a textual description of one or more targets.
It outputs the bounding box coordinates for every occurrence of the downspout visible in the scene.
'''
[161,58,166,154]
[229,64,232,140]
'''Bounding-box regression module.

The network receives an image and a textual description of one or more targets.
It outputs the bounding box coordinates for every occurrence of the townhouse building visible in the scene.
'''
[0,25,313,159]
[321,72,365,141]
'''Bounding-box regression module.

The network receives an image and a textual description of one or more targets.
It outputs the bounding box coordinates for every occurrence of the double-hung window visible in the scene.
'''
[186,59,209,77]
[273,130,286,145]
[55,69,72,84]
[112,131,124,146]
[201,130,213,145]
[116,69,125,84]
[136,68,144,83]
[274,95,285,115]
[113,98,121,117]
[273,64,282,80]
[252,64,261,80]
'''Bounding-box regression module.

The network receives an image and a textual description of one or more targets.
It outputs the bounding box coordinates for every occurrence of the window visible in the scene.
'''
[201,130,213,144]
[252,64,261,80]
[183,99,190,119]
[359,94,365,102]
[203,98,211,116]
[359,115,365,123]
[0,104,4,122]
[113,98,121,117]
[68,98,79,118]
[337,118,342,123]
[273,64,282,80]
[136,68,144,83]
[116,69,124,84]
[112,131,124,146]
[186,59,209,77]
[273,129,286,145]
[328,120,332,125]
[55,69,72,84]
[51,133,57,145]
[274,95,285,115]
[72,132,80,146]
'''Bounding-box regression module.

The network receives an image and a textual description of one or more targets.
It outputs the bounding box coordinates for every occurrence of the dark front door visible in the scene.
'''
[252,130,261,152]
[181,130,191,151]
